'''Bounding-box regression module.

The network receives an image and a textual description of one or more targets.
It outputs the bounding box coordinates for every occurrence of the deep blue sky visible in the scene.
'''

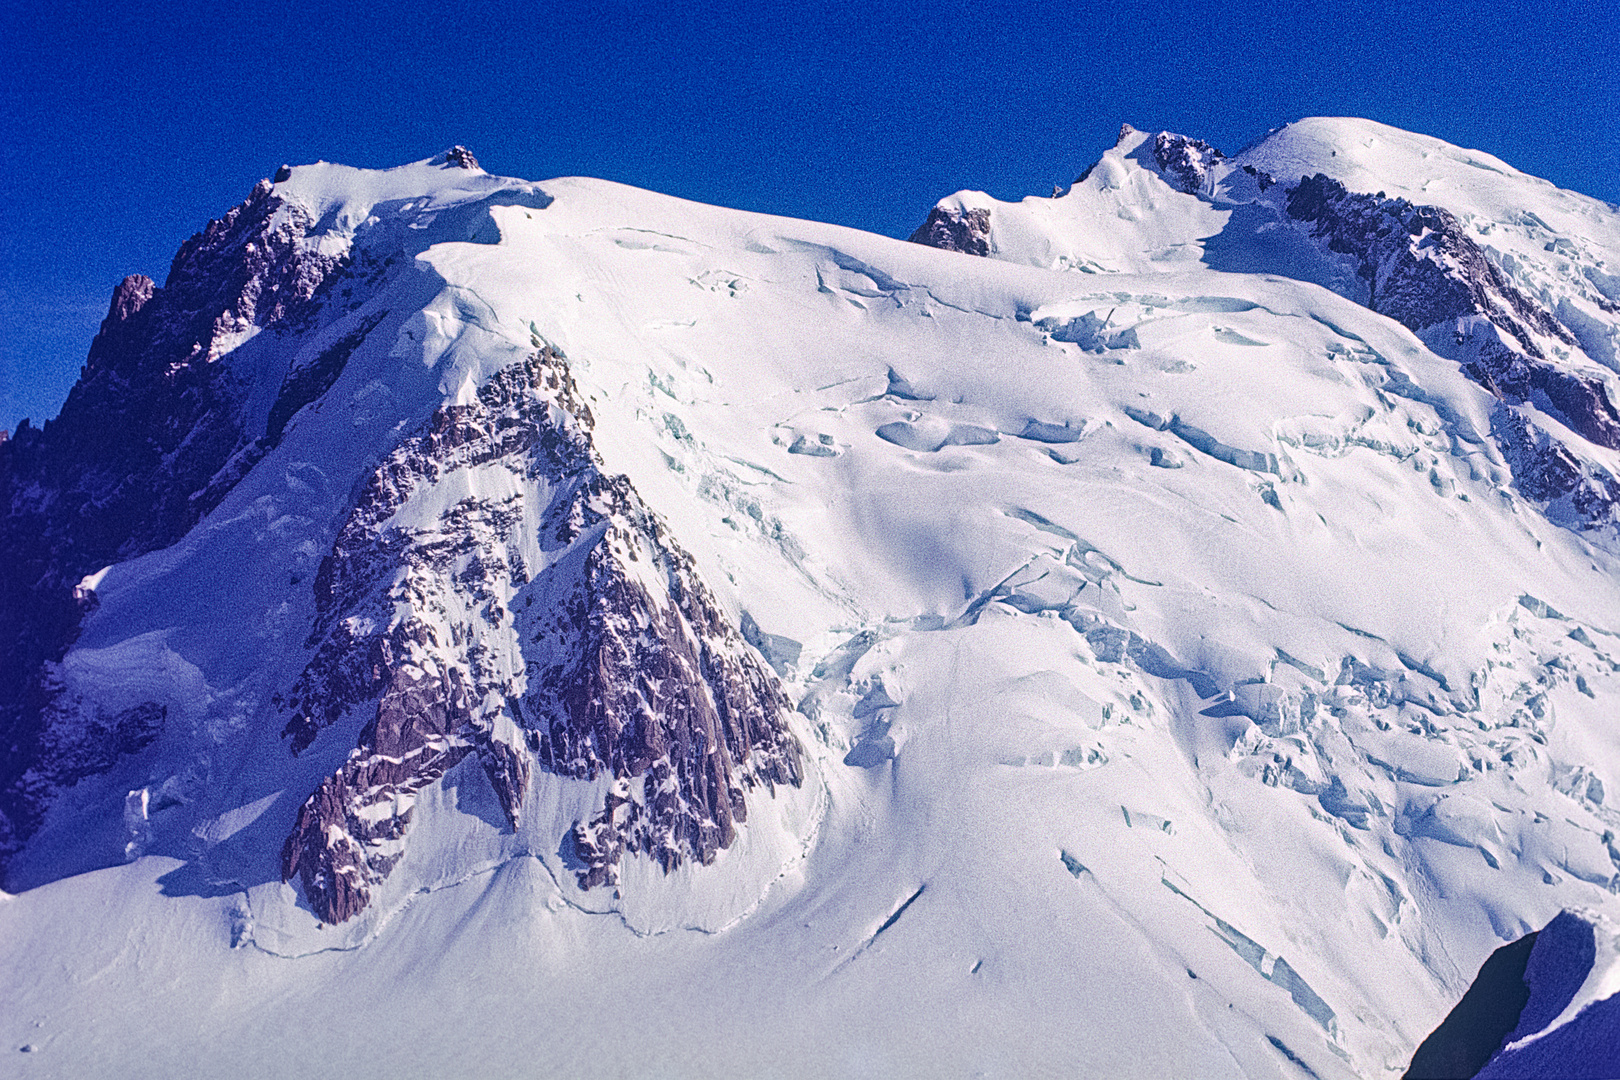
[3,0,1617,433]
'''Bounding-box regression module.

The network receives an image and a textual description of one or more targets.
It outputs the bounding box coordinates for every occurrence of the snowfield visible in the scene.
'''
[3,122,1619,1078]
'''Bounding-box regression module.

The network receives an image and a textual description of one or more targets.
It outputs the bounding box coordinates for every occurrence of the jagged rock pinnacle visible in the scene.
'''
[107,274,155,324]
[439,145,480,170]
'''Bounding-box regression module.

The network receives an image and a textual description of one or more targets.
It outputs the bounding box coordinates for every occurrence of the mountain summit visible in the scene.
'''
[911,118,1620,535]
[2,125,1618,1078]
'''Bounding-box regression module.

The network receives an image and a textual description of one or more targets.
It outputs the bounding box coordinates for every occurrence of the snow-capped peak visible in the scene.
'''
[264,153,534,250]
[3,120,1619,1078]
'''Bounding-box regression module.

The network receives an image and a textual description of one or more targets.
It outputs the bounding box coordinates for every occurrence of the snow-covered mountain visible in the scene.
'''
[2,124,1618,1078]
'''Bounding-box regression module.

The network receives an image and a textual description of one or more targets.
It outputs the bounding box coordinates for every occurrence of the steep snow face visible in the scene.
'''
[1238,119,1620,387]
[1,134,1619,1078]
[1238,121,1620,453]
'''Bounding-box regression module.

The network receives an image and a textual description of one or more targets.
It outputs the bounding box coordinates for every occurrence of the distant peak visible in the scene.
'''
[437,146,481,170]
[1117,123,1138,145]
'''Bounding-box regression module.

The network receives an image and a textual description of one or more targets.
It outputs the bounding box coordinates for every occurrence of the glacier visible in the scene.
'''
[0,125,1618,1077]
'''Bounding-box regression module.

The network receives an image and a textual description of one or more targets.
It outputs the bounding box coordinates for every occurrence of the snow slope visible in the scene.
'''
[2,128,1620,1078]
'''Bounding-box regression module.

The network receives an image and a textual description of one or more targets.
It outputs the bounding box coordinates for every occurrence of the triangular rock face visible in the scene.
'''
[279,343,803,922]
[908,205,991,256]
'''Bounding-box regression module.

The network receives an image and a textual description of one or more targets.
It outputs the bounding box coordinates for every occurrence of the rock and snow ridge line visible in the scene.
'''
[911,119,1620,540]
[0,150,555,877]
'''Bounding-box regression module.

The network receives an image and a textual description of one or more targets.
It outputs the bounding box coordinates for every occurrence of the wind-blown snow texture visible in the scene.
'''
[2,123,1619,1078]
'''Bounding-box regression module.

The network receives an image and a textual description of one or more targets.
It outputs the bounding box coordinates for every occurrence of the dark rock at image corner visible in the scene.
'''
[1405,911,1615,1080]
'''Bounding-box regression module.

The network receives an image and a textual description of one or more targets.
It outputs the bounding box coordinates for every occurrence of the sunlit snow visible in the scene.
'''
[3,123,1619,1078]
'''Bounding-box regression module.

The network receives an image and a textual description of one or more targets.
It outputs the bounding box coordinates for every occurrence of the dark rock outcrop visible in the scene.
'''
[1492,406,1620,526]
[279,343,803,923]
[1406,911,1610,1080]
[909,205,991,257]
[1283,175,1575,360]
[439,145,481,170]
[1404,928,1540,1079]
[1152,131,1226,195]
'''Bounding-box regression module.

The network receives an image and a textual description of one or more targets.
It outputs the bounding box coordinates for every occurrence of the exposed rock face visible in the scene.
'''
[279,343,803,922]
[160,178,347,361]
[1492,406,1620,527]
[909,205,991,256]
[439,145,481,170]
[0,178,351,875]
[545,469,804,889]
[1281,173,1620,529]
[1152,131,1226,195]
[1283,175,1574,377]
